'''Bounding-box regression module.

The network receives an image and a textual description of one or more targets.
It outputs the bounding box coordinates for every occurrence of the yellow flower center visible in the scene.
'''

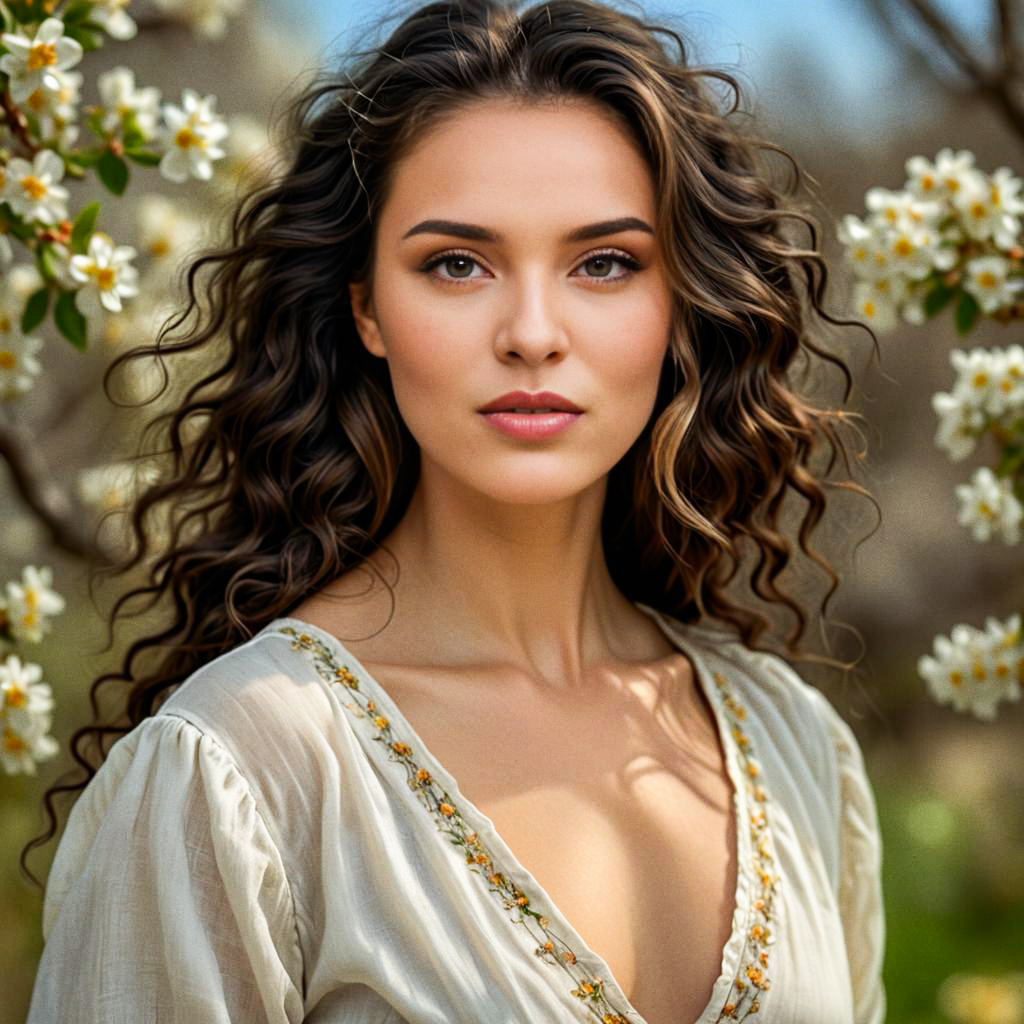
[4,727,27,753]
[977,271,998,289]
[20,175,48,200]
[28,41,57,71]
[0,351,16,370]
[175,126,204,150]
[5,684,27,709]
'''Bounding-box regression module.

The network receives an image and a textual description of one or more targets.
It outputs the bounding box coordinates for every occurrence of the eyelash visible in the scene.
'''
[419,247,643,286]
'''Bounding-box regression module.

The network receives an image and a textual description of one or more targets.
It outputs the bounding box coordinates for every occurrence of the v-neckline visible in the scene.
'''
[266,601,769,1024]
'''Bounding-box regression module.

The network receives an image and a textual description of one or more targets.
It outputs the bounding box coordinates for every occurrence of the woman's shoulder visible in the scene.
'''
[157,623,337,747]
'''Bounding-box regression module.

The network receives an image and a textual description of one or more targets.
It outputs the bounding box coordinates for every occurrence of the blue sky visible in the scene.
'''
[270,0,989,132]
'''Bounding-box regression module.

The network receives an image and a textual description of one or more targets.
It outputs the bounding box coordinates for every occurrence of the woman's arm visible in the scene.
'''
[27,713,305,1024]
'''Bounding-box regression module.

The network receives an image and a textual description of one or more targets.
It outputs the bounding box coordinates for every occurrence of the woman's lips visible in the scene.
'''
[479,410,582,439]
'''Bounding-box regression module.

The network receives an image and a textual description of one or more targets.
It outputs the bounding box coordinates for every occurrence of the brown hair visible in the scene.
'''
[22,0,879,887]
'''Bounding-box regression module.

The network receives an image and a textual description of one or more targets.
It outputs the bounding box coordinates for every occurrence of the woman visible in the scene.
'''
[24,1,885,1021]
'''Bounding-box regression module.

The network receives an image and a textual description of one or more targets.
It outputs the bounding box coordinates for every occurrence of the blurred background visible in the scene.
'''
[2,1,1023,1022]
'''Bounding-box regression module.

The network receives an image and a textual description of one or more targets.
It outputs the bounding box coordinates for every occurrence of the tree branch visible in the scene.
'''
[0,420,115,564]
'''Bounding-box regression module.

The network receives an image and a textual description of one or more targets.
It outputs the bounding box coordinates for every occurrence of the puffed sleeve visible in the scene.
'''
[27,713,305,1024]
[826,702,887,1024]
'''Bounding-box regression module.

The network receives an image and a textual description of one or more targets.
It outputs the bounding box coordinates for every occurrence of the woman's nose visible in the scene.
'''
[493,275,570,363]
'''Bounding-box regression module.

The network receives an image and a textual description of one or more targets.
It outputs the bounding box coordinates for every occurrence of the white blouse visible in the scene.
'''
[28,601,886,1024]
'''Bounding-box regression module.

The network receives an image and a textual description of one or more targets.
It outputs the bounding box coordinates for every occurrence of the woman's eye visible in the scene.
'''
[575,252,640,282]
[423,253,486,282]
[421,249,641,285]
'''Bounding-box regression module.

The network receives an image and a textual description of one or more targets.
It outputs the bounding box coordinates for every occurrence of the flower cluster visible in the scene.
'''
[917,613,1023,720]
[931,344,1024,461]
[838,148,1024,333]
[0,11,231,357]
[955,466,1023,544]
[0,566,64,774]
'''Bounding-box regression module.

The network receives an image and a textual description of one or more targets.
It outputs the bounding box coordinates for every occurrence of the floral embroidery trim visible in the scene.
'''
[711,670,780,1021]
[277,624,780,1024]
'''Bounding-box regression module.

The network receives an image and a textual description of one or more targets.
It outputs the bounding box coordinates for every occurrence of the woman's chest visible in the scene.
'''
[365,662,739,1024]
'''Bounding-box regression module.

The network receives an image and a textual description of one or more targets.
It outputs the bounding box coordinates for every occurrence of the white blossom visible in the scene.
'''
[98,66,162,139]
[2,565,66,644]
[78,458,161,510]
[135,193,203,264]
[955,466,1022,544]
[954,168,1024,251]
[0,654,59,775]
[886,220,957,280]
[963,255,1019,314]
[837,214,893,281]
[865,186,943,231]
[0,148,69,225]
[150,0,246,40]
[68,231,141,317]
[0,655,54,731]
[90,0,139,40]
[22,67,82,147]
[932,390,984,461]
[158,89,229,183]
[950,347,1005,415]
[905,147,977,203]
[988,343,1024,417]
[0,273,44,399]
[918,615,1023,719]
[0,17,84,104]
[852,277,904,332]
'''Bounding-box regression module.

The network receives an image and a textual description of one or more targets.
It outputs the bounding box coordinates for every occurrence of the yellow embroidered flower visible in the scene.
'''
[391,740,412,756]
[438,801,456,816]
[417,768,432,784]
[373,714,389,729]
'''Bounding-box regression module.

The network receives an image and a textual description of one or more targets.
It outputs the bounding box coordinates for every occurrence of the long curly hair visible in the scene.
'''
[22,0,880,887]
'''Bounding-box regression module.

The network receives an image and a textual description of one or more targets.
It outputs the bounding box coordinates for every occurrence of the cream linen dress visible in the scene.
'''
[27,601,886,1024]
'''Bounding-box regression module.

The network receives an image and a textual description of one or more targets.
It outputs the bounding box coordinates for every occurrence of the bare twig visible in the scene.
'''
[0,420,115,564]
[866,0,1024,143]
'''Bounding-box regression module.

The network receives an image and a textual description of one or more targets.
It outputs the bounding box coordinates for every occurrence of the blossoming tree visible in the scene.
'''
[1,0,275,773]
[839,147,1024,720]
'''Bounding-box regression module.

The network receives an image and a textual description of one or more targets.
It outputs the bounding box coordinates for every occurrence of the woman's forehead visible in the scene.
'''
[379,98,657,240]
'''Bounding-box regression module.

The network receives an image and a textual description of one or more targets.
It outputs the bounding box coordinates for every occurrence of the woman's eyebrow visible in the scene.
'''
[400,216,654,243]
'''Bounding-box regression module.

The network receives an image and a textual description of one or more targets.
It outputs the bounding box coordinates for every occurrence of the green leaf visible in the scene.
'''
[54,290,87,351]
[996,444,1024,478]
[121,112,147,149]
[124,148,162,167]
[97,149,130,196]
[34,241,59,281]
[0,0,15,32]
[73,148,104,169]
[20,286,49,334]
[954,291,980,334]
[85,109,107,138]
[60,0,94,24]
[62,23,104,51]
[71,201,101,254]
[923,280,956,318]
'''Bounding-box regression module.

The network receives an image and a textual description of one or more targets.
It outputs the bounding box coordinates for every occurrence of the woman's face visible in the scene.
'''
[349,96,674,506]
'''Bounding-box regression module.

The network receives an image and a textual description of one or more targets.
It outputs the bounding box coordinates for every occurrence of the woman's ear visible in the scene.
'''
[348,278,387,358]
